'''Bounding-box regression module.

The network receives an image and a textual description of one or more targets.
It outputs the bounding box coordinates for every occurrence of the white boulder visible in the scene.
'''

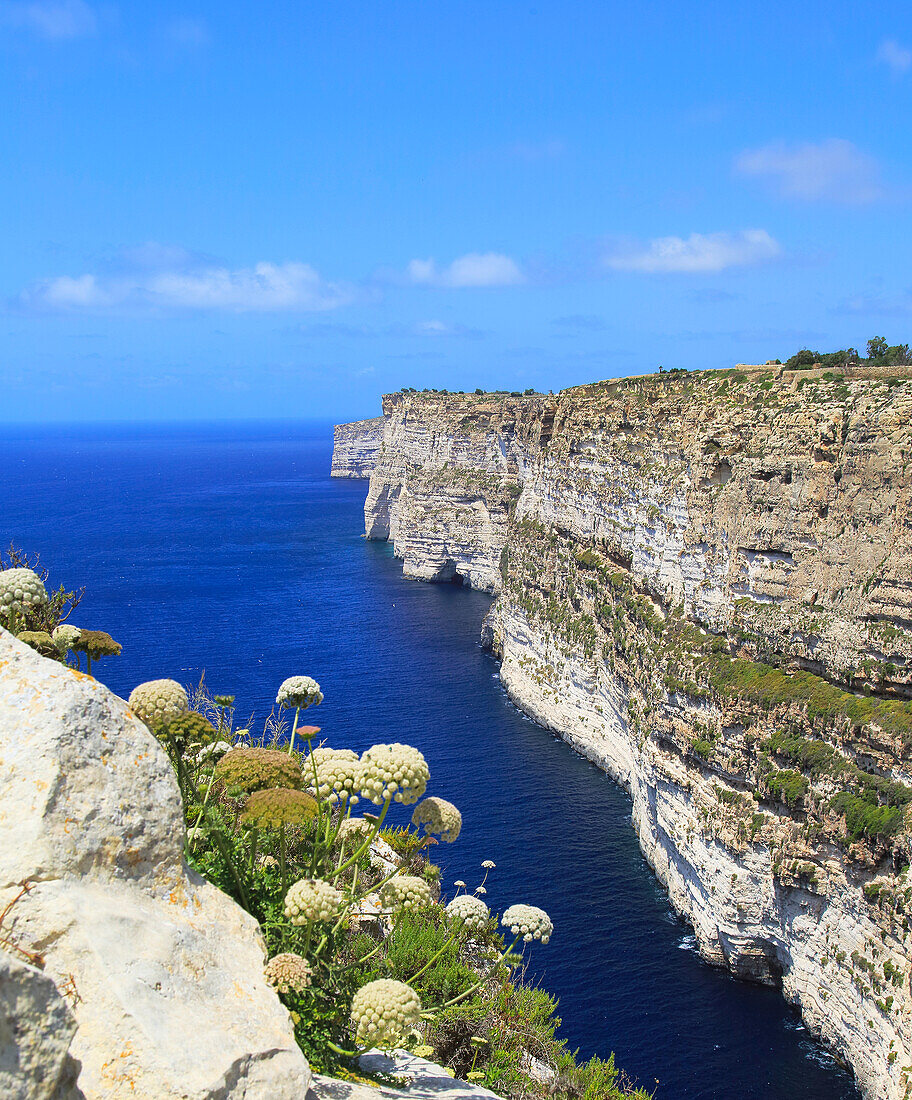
[0,628,311,1100]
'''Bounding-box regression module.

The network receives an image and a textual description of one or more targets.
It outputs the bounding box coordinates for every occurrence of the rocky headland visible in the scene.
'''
[334,365,912,1100]
[331,417,385,479]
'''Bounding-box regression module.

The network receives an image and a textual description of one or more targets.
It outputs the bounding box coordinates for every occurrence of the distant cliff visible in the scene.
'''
[331,416,385,478]
[335,367,912,1100]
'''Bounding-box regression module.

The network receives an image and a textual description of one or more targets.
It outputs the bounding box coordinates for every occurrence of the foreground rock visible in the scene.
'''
[312,1051,501,1099]
[340,369,912,1100]
[0,628,311,1100]
[0,949,79,1099]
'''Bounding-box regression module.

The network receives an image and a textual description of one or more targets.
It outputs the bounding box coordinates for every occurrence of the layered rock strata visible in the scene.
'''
[0,628,311,1100]
[340,369,912,1100]
[331,416,385,478]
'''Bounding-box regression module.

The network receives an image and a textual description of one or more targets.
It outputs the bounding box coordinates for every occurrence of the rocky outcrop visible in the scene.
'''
[339,368,912,1100]
[0,950,79,1099]
[0,627,311,1100]
[331,417,385,478]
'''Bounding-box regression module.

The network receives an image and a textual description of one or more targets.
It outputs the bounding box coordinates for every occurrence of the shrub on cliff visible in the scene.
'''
[151,674,649,1098]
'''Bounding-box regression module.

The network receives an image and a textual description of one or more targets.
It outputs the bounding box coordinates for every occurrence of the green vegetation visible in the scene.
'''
[784,337,911,370]
[706,657,912,744]
[764,769,809,808]
[147,673,649,1097]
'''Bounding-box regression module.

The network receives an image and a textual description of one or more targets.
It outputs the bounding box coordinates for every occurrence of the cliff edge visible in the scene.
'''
[336,366,912,1100]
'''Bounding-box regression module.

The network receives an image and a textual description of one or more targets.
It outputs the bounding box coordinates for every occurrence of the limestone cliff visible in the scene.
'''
[338,367,912,1100]
[332,416,385,478]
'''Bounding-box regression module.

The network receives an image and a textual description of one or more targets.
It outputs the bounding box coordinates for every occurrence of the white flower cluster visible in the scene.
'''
[276,675,324,709]
[284,878,344,925]
[310,747,361,803]
[379,875,433,912]
[411,796,462,843]
[502,904,553,944]
[0,568,48,617]
[264,952,312,995]
[128,679,189,729]
[338,817,373,846]
[445,894,490,931]
[52,624,81,653]
[359,743,429,805]
[350,978,421,1048]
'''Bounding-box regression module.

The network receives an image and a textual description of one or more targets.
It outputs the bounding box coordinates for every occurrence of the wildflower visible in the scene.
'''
[350,979,421,1048]
[52,624,81,653]
[240,788,318,829]
[445,894,490,931]
[128,679,189,730]
[411,796,462,843]
[214,747,303,793]
[276,675,324,709]
[162,712,218,752]
[284,878,344,924]
[359,743,429,805]
[16,631,57,658]
[309,747,362,803]
[0,568,48,619]
[502,904,553,944]
[379,875,433,912]
[196,740,234,763]
[475,886,487,896]
[71,630,122,673]
[454,880,466,888]
[338,817,373,846]
[412,1045,436,1059]
[264,953,312,996]
[481,860,496,869]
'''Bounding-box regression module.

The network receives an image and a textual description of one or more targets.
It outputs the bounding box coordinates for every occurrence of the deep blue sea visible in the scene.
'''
[1,420,859,1099]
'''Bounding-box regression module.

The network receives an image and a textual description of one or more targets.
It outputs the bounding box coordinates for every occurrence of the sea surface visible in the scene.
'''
[1,419,860,1099]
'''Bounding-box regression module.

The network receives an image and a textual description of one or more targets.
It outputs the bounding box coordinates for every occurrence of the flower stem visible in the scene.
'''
[329,796,392,881]
[288,707,300,756]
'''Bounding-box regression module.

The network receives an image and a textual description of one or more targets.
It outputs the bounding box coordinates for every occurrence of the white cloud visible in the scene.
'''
[604,230,781,274]
[734,139,882,203]
[1,0,96,38]
[407,252,525,288]
[20,257,353,313]
[877,38,912,75]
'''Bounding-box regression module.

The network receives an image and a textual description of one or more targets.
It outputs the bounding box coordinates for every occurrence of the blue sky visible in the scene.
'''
[2,0,911,422]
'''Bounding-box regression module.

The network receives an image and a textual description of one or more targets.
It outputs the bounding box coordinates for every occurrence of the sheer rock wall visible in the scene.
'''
[339,369,912,1100]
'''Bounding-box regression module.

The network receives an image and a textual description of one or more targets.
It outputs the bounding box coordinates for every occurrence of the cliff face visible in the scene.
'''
[331,416,386,478]
[337,368,912,1100]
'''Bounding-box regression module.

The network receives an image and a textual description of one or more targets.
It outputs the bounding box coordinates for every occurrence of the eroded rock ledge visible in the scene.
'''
[338,367,912,1100]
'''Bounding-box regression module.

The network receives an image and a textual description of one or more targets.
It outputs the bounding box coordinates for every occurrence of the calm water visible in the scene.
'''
[0,420,858,1099]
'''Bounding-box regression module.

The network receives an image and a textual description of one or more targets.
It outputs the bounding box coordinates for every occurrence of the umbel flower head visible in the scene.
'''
[163,712,218,750]
[445,894,490,931]
[350,979,422,1048]
[338,817,373,846]
[0,568,48,618]
[379,875,434,912]
[309,747,362,804]
[359,743,429,805]
[264,953,312,996]
[240,788,318,829]
[71,630,122,660]
[411,796,462,843]
[52,624,81,654]
[129,679,189,730]
[284,878,345,925]
[16,631,58,659]
[276,676,324,710]
[502,904,553,944]
[214,747,304,794]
